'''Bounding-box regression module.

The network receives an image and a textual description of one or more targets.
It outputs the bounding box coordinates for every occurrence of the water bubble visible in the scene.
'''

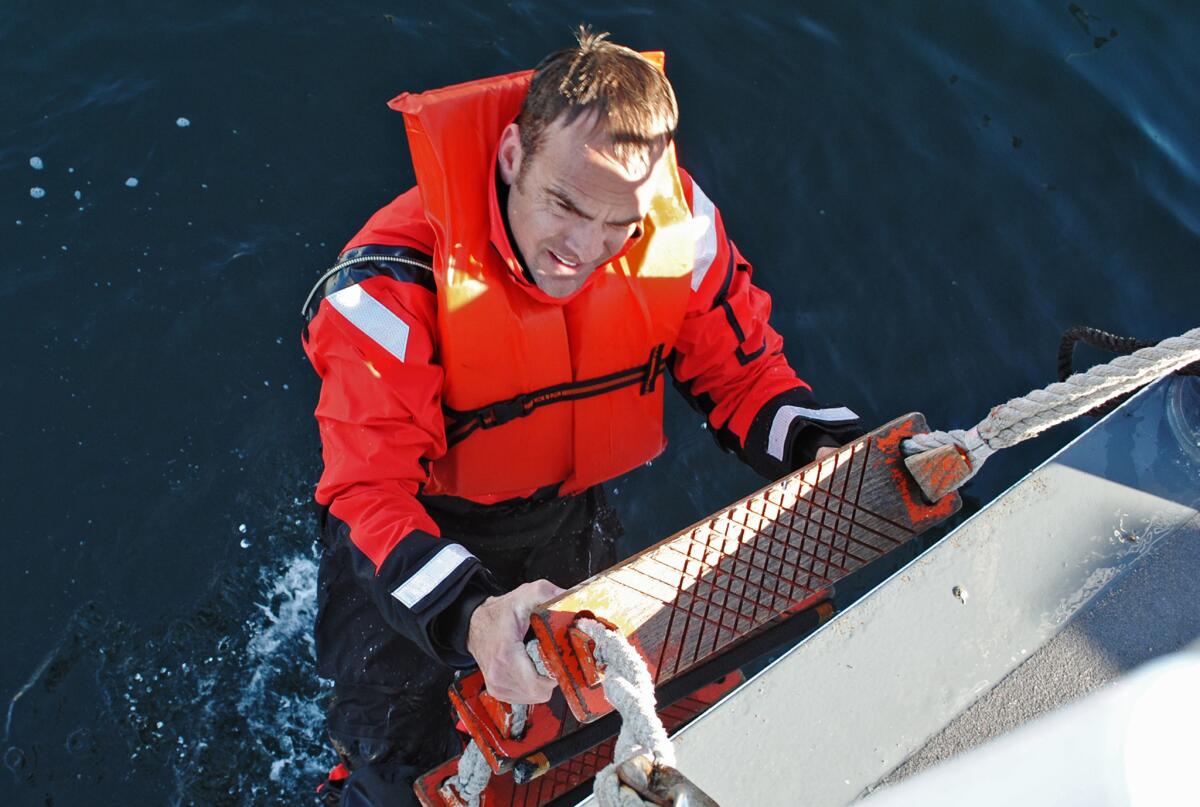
[65,729,92,755]
[125,177,139,188]
[176,117,191,128]
[30,187,46,199]
[30,156,44,170]
[239,538,251,549]
[74,190,82,200]
[4,746,28,774]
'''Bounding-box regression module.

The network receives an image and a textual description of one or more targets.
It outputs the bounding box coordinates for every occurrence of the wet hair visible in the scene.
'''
[516,26,679,173]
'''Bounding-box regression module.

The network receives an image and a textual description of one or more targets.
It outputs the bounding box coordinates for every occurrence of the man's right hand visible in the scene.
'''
[466,579,564,704]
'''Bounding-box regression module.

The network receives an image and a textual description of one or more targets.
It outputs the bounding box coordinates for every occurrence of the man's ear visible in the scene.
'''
[497,123,523,186]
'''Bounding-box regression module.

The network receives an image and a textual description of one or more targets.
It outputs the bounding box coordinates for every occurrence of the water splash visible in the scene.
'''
[88,541,334,805]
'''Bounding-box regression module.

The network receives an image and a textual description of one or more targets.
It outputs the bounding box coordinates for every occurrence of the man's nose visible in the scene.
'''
[564,221,609,265]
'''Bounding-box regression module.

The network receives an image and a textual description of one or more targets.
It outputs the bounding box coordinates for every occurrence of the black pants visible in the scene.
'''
[314,486,622,806]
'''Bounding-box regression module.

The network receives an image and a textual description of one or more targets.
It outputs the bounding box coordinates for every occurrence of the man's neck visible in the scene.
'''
[495,169,536,284]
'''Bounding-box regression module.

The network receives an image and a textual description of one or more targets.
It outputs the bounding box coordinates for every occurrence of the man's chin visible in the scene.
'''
[537,277,582,298]
[533,266,591,298]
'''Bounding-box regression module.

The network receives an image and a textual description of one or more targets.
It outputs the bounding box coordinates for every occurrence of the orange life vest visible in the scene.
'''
[390,58,698,499]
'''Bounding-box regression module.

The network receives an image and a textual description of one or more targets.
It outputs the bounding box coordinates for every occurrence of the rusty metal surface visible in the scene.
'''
[415,679,742,807]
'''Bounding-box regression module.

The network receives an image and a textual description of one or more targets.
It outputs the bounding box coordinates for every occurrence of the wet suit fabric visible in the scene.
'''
[315,486,621,806]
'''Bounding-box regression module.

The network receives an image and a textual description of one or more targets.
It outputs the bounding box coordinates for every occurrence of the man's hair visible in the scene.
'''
[516,27,679,172]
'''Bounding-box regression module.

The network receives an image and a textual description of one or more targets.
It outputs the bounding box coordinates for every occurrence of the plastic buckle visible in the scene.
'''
[483,396,529,428]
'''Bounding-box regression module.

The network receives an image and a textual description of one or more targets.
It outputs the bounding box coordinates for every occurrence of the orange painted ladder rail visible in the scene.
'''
[417,412,964,807]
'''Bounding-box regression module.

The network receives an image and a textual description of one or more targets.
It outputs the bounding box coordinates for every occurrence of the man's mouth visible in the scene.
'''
[548,249,581,270]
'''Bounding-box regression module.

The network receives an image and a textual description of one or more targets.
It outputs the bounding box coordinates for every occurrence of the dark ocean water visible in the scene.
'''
[2,2,1197,804]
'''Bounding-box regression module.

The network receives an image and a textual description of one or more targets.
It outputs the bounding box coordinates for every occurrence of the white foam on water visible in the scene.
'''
[243,552,320,684]
[30,187,45,199]
[235,550,330,796]
[125,177,139,188]
[74,190,82,200]
[30,156,44,170]
[108,541,331,805]
[176,117,191,128]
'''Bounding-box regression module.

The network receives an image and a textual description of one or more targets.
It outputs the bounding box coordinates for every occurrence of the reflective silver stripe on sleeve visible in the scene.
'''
[767,405,860,461]
[689,181,719,291]
[391,544,476,609]
[326,283,411,362]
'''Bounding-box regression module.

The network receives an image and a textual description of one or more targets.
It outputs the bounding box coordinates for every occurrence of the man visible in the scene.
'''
[301,29,862,805]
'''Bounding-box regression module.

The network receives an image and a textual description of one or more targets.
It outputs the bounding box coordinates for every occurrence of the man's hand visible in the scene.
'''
[467,579,564,704]
[815,445,839,461]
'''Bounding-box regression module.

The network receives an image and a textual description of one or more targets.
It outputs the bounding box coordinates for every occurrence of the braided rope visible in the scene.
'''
[902,327,1200,478]
[982,327,1200,448]
[576,620,674,807]
[449,741,492,806]
[445,620,670,807]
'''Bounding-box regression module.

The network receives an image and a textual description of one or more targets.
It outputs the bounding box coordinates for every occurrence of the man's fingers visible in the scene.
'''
[526,579,566,600]
[510,579,566,623]
[515,579,566,610]
[491,674,556,705]
[489,644,556,704]
[468,579,567,703]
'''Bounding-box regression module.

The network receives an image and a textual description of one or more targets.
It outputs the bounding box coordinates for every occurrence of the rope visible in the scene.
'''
[577,620,675,807]
[1057,326,1155,381]
[445,619,671,807]
[1057,326,1199,417]
[902,326,1200,485]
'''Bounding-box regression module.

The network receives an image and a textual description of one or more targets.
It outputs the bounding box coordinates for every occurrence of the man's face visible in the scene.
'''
[497,112,665,299]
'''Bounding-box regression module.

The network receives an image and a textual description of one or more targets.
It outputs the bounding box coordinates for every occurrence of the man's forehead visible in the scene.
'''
[545,152,663,219]
[541,110,666,184]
